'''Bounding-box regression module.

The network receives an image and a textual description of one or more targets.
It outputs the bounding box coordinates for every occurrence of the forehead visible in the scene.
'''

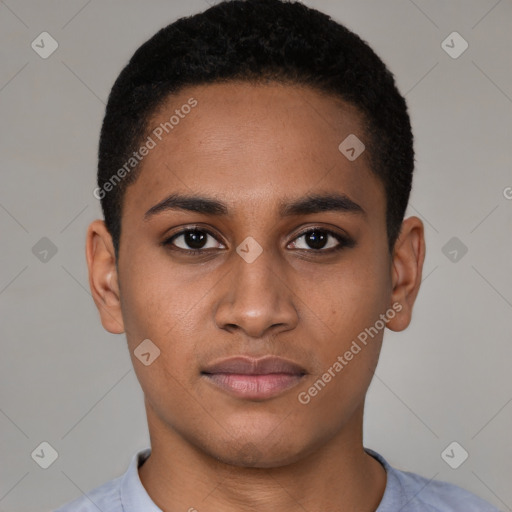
[123,81,385,224]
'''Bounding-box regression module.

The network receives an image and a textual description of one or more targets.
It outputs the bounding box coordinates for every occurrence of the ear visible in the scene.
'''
[85,220,125,334]
[386,216,426,332]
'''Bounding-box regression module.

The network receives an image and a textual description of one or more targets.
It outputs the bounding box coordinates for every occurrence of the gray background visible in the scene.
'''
[1,0,511,510]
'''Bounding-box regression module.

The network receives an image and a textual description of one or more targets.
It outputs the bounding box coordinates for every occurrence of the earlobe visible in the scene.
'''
[386,216,426,333]
[85,220,125,334]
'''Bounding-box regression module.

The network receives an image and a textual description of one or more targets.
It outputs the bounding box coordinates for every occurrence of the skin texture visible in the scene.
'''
[86,82,425,512]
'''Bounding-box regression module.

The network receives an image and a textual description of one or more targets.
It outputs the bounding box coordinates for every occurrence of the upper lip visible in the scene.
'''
[202,356,306,375]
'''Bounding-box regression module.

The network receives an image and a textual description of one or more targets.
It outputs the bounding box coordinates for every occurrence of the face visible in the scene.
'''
[87,81,424,468]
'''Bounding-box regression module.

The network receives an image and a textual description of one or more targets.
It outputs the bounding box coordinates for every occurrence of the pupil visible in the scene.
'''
[186,230,206,249]
[307,230,327,249]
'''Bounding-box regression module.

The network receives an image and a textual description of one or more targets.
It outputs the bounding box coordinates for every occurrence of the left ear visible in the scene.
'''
[386,216,426,332]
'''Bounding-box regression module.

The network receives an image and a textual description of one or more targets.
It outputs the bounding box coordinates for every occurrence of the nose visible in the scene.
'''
[214,243,299,339]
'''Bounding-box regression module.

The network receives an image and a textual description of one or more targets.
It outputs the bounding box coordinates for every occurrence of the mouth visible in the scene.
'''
[201,356,307,401]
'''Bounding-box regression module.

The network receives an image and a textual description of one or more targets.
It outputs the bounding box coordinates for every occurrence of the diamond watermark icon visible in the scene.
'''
[31,441,59,469]
[31,32,59,59]
[134,338,161,366]
[338,134,365,161]
[442,236,468,263]
[441,31,468,59]
[32,237,58,263]
[236,236,263,263]
[441,441,468,469]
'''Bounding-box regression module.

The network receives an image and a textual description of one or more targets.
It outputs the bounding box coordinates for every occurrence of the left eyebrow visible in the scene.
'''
[144,192,366,220]
[278,192,366,218]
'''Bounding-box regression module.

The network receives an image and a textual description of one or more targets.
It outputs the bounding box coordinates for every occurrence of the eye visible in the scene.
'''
[288,227,354,252]
[162,226,354,256]
[163,227,224,254]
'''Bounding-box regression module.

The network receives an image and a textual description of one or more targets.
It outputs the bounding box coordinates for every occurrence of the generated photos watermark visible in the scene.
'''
[93,97,198,200]
[298,301,403,405]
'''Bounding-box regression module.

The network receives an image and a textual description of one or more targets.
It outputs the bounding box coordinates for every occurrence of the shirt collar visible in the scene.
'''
[120,448,162,512]
[365,447,406,511]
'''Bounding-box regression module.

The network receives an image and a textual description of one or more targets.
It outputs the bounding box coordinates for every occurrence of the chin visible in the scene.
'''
[207,435,313,469]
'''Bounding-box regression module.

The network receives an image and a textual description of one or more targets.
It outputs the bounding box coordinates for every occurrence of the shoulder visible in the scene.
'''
[53,475,123,512]
[394,467,501,512]
[365,448,501,512]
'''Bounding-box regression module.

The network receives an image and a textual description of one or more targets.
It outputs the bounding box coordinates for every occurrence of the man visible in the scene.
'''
[56,0,500,510]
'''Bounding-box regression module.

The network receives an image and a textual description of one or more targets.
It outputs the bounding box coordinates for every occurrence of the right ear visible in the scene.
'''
[85,220,125,334]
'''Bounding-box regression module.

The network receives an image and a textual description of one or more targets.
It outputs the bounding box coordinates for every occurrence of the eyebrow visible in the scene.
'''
[144,192,366,220]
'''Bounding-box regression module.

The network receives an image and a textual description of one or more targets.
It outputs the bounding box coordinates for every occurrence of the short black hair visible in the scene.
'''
[97,0,414,258]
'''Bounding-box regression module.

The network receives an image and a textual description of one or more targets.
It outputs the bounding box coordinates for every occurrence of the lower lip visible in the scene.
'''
[203,373,304,400]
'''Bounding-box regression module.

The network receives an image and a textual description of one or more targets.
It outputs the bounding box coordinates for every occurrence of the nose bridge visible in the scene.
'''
[235,235,278,296]
[229,200,281,290]
[214,236,298,337]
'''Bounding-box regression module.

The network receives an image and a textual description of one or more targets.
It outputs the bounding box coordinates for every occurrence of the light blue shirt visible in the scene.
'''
[54,447,501,511]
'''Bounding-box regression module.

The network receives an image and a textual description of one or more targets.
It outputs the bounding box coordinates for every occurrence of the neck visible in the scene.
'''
[138,402,387,512]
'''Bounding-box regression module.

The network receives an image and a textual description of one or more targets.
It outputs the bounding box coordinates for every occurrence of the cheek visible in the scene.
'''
[118,260,199,386]
[120,269,200,411]
[305,254,391,400]
[120,252,188,336]
[321,263,391,342]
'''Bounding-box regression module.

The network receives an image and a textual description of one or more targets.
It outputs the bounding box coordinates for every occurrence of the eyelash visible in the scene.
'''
[162,226,354,256]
